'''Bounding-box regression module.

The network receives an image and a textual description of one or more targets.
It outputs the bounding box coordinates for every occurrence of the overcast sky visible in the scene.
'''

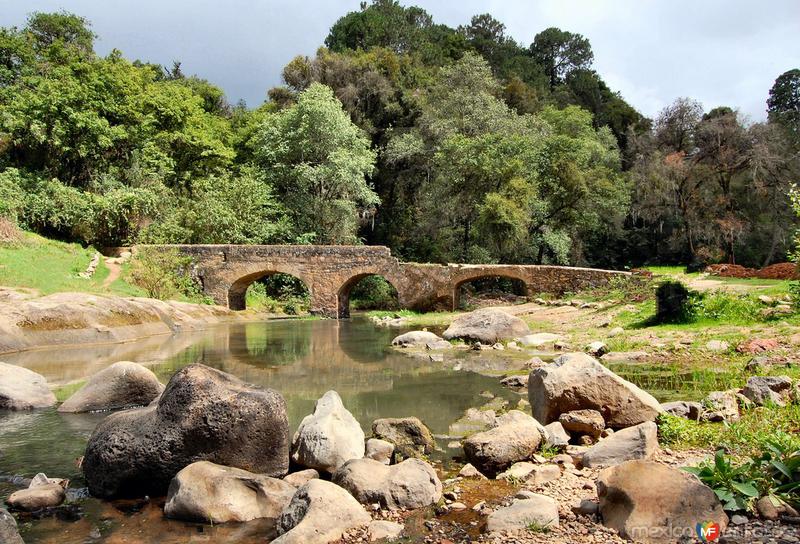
[2,0,799,121]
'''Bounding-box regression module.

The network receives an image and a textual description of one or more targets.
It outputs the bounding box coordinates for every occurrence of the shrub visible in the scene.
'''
[350,275,399,310]
[655,280,694,323]
[129,247,205,302]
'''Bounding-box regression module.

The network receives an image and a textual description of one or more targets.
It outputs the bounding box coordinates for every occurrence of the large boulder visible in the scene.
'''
[485,495,559,534]
[528,353,662,429]
[273,479,370,544]
[0,362,56,410]
[559,409,605,438]
[371,417,435,459]
[462,412,542,478]
[291,391,365,473]
[0,508,23,544]
[597,460,727,543]
[82,363,290,498]
[741,376,793,407]
[442,309,530,344]
[332,458,442,510]
[58,361,164,413]
[164,461,295,523]
[581,422,658,468]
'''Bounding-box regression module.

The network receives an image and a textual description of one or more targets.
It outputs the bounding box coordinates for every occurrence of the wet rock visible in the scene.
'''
[585,341,609,356]
[701,390,740,423]
[463,412,542,478]
[7,483,65,511]
[0,508,23,544]
[391,331,444,348]
[660,400,702,420]
[164,461,295,523]
[82,363,289,498]
[274,479,370,544]
[741,375,793,407]
[292,391,365,473]
[367,520,403,541]
[581,422,658,468]
[372,417,435,459]
[543,421,570,448]
[365,438,394,465]
[528,353,662,429]
[332,458,442,510]
[559,409,605,438]
[485,495,559,534]
[597,460,727,543]
[58,361,164,413]
[442,309,530,344]
[283,469,319,488]
[0,362,56,410]
[517,333,561,348]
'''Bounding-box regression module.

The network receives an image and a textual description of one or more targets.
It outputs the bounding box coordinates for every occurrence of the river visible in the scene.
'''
[0,317,518,543]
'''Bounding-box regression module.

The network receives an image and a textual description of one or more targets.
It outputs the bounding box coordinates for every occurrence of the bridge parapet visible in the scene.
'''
[144,245,629,318]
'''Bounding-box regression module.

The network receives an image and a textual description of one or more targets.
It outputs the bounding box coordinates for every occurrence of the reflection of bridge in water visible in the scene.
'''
[149,245,629,318]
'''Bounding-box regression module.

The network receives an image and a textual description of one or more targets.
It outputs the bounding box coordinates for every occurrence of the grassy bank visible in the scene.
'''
[0,231,144,297]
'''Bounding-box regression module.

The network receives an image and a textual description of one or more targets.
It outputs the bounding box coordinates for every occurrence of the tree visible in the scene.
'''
[26,11,95,55]
[253,83,378,243]
[531,27,593,89]
[768,69,800,142]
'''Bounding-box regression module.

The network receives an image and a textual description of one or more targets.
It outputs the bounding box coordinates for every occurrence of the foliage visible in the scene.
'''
[252,83,378,244]
[350,275,399,310]
[129,247,205,302]
[655,280,694,323]
[685,443,800,512]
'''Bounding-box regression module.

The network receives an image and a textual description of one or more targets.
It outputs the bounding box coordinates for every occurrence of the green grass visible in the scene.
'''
[53,380,85,402]
[645,265,699,277]
[0,231,144,297]
[365,309,459,327]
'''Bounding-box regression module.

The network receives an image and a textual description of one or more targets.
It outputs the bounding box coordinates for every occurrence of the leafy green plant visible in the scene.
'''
[685,450,760,512]
[129,247,207,302]
[525,520,553,533]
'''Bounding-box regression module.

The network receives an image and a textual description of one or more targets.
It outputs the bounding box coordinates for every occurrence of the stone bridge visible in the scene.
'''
[151,245,629,318]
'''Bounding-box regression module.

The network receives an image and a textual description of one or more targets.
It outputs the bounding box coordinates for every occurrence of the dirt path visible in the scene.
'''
[103,258,121,288]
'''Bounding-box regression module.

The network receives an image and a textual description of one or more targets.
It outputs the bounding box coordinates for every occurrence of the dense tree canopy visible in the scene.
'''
[0,6,797,272]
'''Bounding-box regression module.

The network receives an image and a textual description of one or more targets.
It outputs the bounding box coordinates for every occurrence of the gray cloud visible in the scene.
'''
[2,0,798,120]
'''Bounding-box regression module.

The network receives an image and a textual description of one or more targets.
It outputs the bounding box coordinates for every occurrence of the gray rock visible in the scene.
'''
[292,391,365,473]
[0,362,56,410]
[543,421,570,448]
[365,438,394,465]
[367,520,404,541]
[528,353,662,429]
[731,514,748,525]
[283,469,319,488]
[458,463,486,479]
[372,417,435,459]
[660,400,702,420]
[585,341,609,356]
[581,422,658,468]
[705,340,730,352]
[164,461,295,523]
[463,412,542,478]
[0,508,23,544]
[82,363,289,498]
[500,374,529,389]
[332,458,442,510]
[599,351,649,364]
[517,333,561,347]
[274,479,370,544]
[485,495,559,534]
[442,309,530,344]
[598,460,728,543]
[572,499,599,516]
[58,361,164,413]
[559,409,605,438]
[741,375,793,407]
[701,390,740,423]
[391,331,444,347]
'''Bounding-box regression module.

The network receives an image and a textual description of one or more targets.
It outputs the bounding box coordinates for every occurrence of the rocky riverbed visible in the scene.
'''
[2,306,800,543]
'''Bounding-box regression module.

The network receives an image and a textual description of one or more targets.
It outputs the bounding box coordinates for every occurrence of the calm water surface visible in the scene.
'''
[0,317,517,543]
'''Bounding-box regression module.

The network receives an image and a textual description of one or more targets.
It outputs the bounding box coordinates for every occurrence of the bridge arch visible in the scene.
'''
[451,270,531,311]
[227,269,313,311]
[337,273,403,318]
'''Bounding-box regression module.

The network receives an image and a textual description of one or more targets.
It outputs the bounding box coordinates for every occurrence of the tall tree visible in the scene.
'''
[768,69,800,143]
[253,83,378,244]
[530,27,593,89]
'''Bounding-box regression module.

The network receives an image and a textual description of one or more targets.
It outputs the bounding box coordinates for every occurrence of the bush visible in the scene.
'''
[655,280,694,323]
[129,247,206,302]
[350,275,399,310]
